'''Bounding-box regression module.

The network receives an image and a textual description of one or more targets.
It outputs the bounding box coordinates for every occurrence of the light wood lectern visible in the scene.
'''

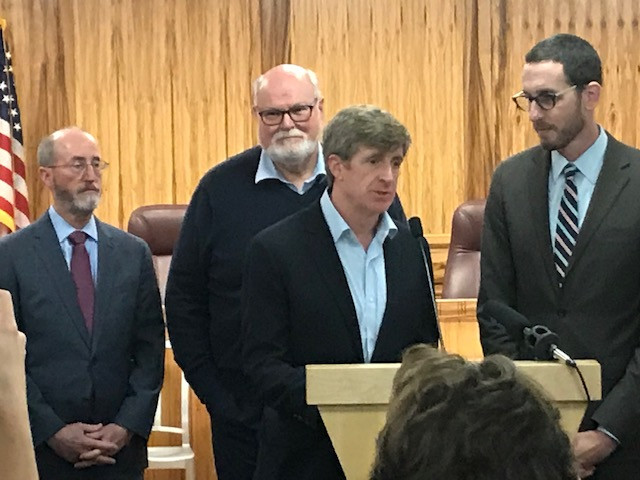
[307,360,600,480]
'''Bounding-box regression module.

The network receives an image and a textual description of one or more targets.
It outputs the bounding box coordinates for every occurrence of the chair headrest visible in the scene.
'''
[450,199,486,251]
[127,204,187,255]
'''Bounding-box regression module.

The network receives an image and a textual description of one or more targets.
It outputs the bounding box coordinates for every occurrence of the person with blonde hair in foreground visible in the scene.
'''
[0,289,38,479]
[371,345,577,480]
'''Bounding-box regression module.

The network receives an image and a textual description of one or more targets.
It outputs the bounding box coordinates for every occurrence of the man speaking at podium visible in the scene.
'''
[478,34,640,479]
[242,105,439,480]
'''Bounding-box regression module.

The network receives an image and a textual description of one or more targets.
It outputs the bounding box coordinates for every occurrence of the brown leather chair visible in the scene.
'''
[127,204,187,302]
[441,199,486,299]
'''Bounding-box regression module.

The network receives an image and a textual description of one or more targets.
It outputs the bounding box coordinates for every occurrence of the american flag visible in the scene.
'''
[0,23,28,233]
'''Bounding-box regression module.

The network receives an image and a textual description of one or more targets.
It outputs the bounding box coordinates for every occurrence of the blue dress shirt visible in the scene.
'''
[548,126,607,242]
[48,206,98,284]
[320,190,398,362]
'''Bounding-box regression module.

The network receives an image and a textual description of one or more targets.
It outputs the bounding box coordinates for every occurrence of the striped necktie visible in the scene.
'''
[553,164,579,286]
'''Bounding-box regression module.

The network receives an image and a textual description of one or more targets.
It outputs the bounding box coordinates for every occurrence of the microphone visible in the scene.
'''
[523,325,576,367]
[408,217,444,351]
[482,300,575,366]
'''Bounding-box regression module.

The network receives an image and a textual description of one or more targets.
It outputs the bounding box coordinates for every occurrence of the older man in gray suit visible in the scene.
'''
[0,127,165,480]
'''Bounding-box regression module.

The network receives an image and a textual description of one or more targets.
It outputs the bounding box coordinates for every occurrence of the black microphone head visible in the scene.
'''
[524,325,559,360]
[481,301,532,342]
[408,217,423,238]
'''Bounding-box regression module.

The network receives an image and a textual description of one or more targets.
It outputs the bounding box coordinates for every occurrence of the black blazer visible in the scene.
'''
[0,213,165,479]
[478,133,640,478]
[242,201,438,480]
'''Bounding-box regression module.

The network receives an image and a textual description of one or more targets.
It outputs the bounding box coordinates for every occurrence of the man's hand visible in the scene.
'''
[572,430,617,478]
[85,423,132,456]
[47,423,117,465]
[75,423,132,469]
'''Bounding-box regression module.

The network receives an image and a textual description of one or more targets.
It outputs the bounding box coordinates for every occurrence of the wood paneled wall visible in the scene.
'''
[3,0,639,233]
[2,1,639,479]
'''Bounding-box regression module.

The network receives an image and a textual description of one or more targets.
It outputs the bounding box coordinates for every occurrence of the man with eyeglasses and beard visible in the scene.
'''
[478,34,640,479]
[0,127,165,480]
[165,63,407,480]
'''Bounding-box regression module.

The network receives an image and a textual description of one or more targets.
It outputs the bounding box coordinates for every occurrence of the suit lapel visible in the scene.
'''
[34,213,91,348]
[304,204,364,362]
[527,148,559,291]
[567,135,630,274]
[92,220,115,350]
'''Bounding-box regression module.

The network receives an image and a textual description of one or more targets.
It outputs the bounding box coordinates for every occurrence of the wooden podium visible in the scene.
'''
[306,359,600,480]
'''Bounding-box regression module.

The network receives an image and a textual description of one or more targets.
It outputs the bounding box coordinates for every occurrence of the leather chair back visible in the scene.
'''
[127,204,187,301]
[442,199,486,298]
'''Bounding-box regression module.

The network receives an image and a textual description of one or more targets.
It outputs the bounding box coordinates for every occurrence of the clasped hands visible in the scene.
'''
[47,422,132,469]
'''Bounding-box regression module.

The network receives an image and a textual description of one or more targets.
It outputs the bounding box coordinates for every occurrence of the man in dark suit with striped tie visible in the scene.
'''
[0,127,165,480]
[478,34,640,479]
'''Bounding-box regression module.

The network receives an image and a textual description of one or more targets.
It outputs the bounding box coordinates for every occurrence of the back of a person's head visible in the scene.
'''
[371,345,576,480]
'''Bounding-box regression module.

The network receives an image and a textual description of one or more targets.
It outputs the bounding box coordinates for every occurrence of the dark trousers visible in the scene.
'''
[210,415,259,480]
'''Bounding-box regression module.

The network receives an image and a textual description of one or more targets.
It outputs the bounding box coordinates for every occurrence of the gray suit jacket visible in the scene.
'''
[0,212,165,479]
[478,133,640,478]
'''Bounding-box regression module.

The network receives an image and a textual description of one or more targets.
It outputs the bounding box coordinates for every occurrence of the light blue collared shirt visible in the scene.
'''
[320,190,398,362]
[255,144,325,194]
[48,206,98,284]
[548,126,608,242]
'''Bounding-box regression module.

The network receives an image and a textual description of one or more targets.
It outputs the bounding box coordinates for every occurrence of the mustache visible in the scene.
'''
[534,121,555,130]
[272,129,306,141]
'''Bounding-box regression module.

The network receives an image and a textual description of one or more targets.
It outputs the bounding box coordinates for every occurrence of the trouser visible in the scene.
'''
[210,415,259,480]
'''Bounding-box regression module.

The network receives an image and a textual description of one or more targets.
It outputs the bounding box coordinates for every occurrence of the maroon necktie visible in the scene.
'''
[68,231,94,332]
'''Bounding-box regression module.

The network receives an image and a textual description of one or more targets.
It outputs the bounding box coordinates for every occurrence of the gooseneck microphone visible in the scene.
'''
[482,300,576,366]
[408,217,445,351]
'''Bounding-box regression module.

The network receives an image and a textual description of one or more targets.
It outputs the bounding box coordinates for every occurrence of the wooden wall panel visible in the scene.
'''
[290,0,469,232]
[70,0,122,226]
[116,0,174,225]
[4,0,640,231]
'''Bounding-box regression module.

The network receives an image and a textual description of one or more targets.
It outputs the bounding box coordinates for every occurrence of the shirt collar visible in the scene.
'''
[48,205,98,243]
[319,190,397,244]
[255,143,325,186]
[550,126,608,184]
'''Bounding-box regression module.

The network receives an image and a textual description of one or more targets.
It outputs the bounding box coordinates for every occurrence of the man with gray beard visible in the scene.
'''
[0,127,165,480]
[165,65,405,480]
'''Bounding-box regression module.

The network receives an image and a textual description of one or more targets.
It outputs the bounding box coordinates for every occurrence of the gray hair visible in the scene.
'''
[323,105,411,186]
[252,64,321,106]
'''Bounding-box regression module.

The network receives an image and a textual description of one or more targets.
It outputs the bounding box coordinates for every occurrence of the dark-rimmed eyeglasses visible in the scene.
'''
[256,99,318,126]
[47,159,109,175]
[512,85,577,111]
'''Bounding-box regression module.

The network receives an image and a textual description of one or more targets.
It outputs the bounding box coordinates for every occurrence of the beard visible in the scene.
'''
[534,103,585,152]
[54,184,101,216]
[265,129,318,172]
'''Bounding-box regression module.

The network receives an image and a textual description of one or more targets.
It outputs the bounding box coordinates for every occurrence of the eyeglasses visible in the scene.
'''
[256,99,318,126]
[48,159,109,175]
[512,85,577,111]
